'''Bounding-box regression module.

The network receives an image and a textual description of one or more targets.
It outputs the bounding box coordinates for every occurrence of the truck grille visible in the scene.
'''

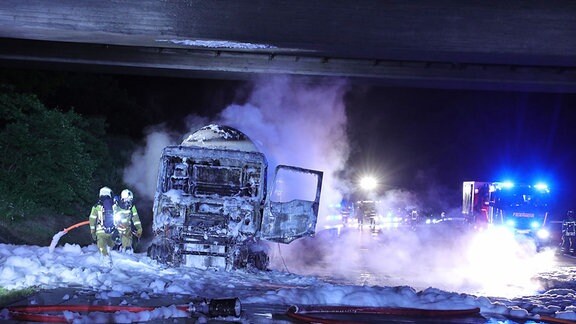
[194,185,240,197]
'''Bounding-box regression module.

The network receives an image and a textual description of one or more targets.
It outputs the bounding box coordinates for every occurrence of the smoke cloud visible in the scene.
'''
[270,219,554,297]
[123,75,552,298]
[216,76,350,225]
[123,128,174,201]
[124,76,350,219]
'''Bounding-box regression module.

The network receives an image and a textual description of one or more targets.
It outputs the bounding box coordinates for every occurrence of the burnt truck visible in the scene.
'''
[147,124,323,270]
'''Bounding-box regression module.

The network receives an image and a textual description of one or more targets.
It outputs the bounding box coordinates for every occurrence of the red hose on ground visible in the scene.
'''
[7,304,190,322]
[8,303,576,323]
[286,305,576,324]
[286,305,481,323]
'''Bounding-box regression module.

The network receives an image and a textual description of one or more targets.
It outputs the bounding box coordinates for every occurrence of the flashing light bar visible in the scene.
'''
[501,181,514,189]
[496,181,550,192]
[534,183,549,192]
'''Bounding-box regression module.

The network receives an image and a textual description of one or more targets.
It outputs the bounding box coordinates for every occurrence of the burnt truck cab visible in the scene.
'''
[147,124,323,270]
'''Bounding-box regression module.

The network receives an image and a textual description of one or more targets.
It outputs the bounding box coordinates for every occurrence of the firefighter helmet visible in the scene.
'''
[121,189,134,203]
[99,186,113,198]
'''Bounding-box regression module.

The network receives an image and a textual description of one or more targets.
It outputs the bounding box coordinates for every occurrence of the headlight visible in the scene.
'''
[536,229,550,240]
[530,221,540,229]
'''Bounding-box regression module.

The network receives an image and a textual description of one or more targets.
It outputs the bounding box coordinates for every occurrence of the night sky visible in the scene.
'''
[345,86,576,214]
[2,69,576,216]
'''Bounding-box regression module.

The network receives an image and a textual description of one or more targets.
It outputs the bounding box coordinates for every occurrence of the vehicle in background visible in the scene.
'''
[147,124,323,270]
[355,200,379,230]
[462,181,552,247]
[320,199,355,236]
[353,201,416,231]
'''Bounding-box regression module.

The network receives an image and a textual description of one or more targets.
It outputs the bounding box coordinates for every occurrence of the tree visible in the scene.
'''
[0,86,112,219]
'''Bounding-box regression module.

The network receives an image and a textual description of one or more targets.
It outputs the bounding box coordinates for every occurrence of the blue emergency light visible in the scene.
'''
[501,181,514,189]
[534,183,549,192]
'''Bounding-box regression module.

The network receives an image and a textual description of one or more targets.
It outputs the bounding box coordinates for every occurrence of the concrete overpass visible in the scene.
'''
[0,1,575,92]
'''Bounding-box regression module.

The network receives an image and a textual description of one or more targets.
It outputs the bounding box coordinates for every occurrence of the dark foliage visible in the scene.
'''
[0,86,114,219]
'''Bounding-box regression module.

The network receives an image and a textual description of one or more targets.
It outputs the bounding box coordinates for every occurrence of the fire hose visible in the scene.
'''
[63,220,91,233]
[6,298,241,322]
[286,305,576,324]
[49,220,90,253]
[286,305,482,323]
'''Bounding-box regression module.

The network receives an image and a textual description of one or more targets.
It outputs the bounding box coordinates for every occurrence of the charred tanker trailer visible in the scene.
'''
[147,124,323,270]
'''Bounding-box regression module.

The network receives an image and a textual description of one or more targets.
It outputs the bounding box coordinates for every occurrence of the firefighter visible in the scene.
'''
[114,189,143,253]
[356,202,365,228]
[88,187,117,264]
[560,210,576,255]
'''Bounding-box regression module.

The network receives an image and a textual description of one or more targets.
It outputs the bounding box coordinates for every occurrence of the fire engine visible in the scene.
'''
[147,124,323,270]
[462,181,551,244]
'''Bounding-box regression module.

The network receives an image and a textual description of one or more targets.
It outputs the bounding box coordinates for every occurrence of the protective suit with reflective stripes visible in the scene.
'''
[114,201,143,252]
[88,195,117,257]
